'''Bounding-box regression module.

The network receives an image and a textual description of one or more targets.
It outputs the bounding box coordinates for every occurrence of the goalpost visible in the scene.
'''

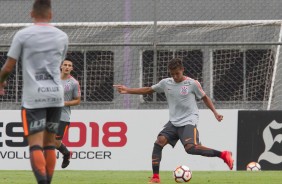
[267,23,282,110]
[0,20,282,110]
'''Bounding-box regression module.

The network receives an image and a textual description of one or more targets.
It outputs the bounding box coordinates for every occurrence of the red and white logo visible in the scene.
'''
[180,86,189,95]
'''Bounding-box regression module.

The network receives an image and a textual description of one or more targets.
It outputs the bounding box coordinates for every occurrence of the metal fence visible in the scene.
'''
[1,0,282,110]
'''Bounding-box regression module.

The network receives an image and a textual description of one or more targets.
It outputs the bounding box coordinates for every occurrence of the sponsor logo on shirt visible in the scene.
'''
[34,97,62,103]
[183,81,191,86]
[35,72,53,81]
[167,79,174,84]
[38,86,59,93]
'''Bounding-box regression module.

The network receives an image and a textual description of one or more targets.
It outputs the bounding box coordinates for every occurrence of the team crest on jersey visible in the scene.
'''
[180,86,189,95]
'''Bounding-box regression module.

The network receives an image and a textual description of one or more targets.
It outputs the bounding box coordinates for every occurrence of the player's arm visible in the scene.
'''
[0,57,17,95]
[64,96,81,106]
[202,95,223,122]
[113,85,154,94]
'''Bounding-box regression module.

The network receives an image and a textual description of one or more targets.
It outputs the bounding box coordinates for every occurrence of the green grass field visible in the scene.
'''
[0,170,281,184]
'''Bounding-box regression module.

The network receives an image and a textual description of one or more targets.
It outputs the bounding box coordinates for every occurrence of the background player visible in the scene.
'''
[55,59,81,169]
[0,0,68,183]
[113,58,234,183]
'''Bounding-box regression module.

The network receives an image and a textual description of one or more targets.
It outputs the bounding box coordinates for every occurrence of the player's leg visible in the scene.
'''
[43,130,57,184]
[21,108,48,184]
[180,124,234,170]
[149,135,167,183]
[44,107,62,183]
[149,121,178,183]
[55,121,72,168]
[181,125,221,156]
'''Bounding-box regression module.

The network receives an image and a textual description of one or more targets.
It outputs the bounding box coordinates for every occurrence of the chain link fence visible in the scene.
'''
[1,0,282,110]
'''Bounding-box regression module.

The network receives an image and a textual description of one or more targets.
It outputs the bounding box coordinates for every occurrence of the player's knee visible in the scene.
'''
[155,135,168,147]
[185,144,196,154]
[30,145,43,152]
[54,140,61,148]
[43,133,56,147]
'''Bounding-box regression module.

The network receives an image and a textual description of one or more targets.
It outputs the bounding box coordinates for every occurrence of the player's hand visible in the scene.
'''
[113,84,128,94]
[0,81,7,95]
[214,113,223,122]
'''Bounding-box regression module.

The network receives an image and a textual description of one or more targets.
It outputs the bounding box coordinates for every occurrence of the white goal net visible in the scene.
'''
[1,0,282,110]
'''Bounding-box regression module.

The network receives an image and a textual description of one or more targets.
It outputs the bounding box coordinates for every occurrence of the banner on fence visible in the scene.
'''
[0,109,237,170]
[237,110,282,170]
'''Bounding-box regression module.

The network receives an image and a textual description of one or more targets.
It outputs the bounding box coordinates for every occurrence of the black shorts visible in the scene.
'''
[158,121,200,147]
[21,107,62,136]
[56,121,70,140]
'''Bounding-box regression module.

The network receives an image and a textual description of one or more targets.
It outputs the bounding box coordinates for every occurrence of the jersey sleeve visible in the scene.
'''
[193,80,206,100]
[151,79,166,93]
[7,32,22,61]
[73,80,81,98]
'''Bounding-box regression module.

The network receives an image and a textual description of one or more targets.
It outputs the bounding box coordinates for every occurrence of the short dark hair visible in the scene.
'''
[61,58,73,65]
[168,58,183,70]
[64,58,72,62]
[32,0,51,18]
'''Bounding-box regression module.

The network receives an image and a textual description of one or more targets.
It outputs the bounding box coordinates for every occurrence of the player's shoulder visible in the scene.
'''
[159,78,173,84]
[183,77,200,86]
[12,26,36,42]
[163,77,173,82]
[17,24,65,34]
[16,25,34,35]
[184,76,197,82]
[69,75,80,84]
[52,26,68,37]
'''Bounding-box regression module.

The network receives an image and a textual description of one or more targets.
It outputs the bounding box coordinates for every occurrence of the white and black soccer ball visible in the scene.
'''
[173,165,192,183]
[246,162,261,171]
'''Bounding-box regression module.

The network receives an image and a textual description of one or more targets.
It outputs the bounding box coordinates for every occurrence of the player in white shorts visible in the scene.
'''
[55,59,81,169]
[114,58,234,183]
[0,0,68,183]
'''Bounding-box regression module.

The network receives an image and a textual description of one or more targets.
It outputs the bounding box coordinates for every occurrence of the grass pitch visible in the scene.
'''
[0,170,281,184]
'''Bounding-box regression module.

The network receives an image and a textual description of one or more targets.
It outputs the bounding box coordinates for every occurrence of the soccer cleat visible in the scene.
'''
[148,177,161,183]
[220,151,234,170]
[62,151,73,169]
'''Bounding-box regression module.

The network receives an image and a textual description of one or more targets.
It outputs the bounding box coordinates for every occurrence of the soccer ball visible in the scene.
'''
[246,162,261,171]
[173,165,192,183]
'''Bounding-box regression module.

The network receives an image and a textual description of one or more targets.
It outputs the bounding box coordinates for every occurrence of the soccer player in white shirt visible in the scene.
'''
[55,59,81,169]
[114,58,234,183]
[0,0,68,183]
